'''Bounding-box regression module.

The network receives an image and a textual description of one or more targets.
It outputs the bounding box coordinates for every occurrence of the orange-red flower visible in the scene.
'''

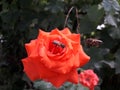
[22,28,90,87]
[79,69,99,90]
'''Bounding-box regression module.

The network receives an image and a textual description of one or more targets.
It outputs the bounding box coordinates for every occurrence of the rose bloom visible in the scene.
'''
[79,69,99,90]
[22,28,90,87]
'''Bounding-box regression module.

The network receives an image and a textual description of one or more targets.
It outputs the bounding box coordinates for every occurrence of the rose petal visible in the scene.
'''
[61,27,71,35]
[37,61,59,78]
[25,40,37,56]
[37,29,49,40]
[73,52,80,67]
[29,59,77,87]
[22,58,40,81]
[42,47,74,74]
[67,69,79,84]
[50,55,74,74]
[50,28,73,50]
[45,69,78,87]
[39,46,73,74]
[79,45,90,67]
[46,74,68,87]
[67,34,80,43]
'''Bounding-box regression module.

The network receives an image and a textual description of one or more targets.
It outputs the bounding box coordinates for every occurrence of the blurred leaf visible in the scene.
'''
[76,84,89,90]
[67,85,76,90]
[0,10,19,24]
[44,0,64,13]
[33,80,53,90]
[115,48,120,74]
[84,47,105,68]
[112,0,120,11]
[80,16,96,33]
[80,5,104,33]
[94,60,115,79]
[108,27,120,39]
[19,0,33,9]
[102,0,120,12]
[104,14,117,27]
[107,74,120,90]
[87,5,104,22]
[20,10,37,23]
[12,78,25,90]
[100,30,116,49]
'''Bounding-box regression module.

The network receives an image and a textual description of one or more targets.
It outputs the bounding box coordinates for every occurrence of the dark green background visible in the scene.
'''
[0,0,120,90]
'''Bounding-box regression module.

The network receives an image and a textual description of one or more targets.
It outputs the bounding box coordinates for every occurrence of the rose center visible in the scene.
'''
[49,40,65,54]
[85,78,90,82]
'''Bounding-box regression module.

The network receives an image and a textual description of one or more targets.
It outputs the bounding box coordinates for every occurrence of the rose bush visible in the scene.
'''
[79,69,99,90]
[22,28,90,87]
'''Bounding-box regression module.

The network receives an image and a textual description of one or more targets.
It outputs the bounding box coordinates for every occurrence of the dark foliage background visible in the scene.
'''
[0,0,120,90]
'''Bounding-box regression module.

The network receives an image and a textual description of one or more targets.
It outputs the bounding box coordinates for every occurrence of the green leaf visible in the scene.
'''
[108,27,120,39]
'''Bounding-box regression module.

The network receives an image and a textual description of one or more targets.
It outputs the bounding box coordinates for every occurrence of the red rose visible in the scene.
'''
[22,28,90,87]
[79,69,99,90]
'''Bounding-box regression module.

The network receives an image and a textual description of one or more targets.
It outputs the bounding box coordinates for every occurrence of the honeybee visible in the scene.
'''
[52,40,65,48]
[85,38,103,47]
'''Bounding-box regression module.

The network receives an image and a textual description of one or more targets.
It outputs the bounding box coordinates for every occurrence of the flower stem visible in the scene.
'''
[64,6,80,33]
